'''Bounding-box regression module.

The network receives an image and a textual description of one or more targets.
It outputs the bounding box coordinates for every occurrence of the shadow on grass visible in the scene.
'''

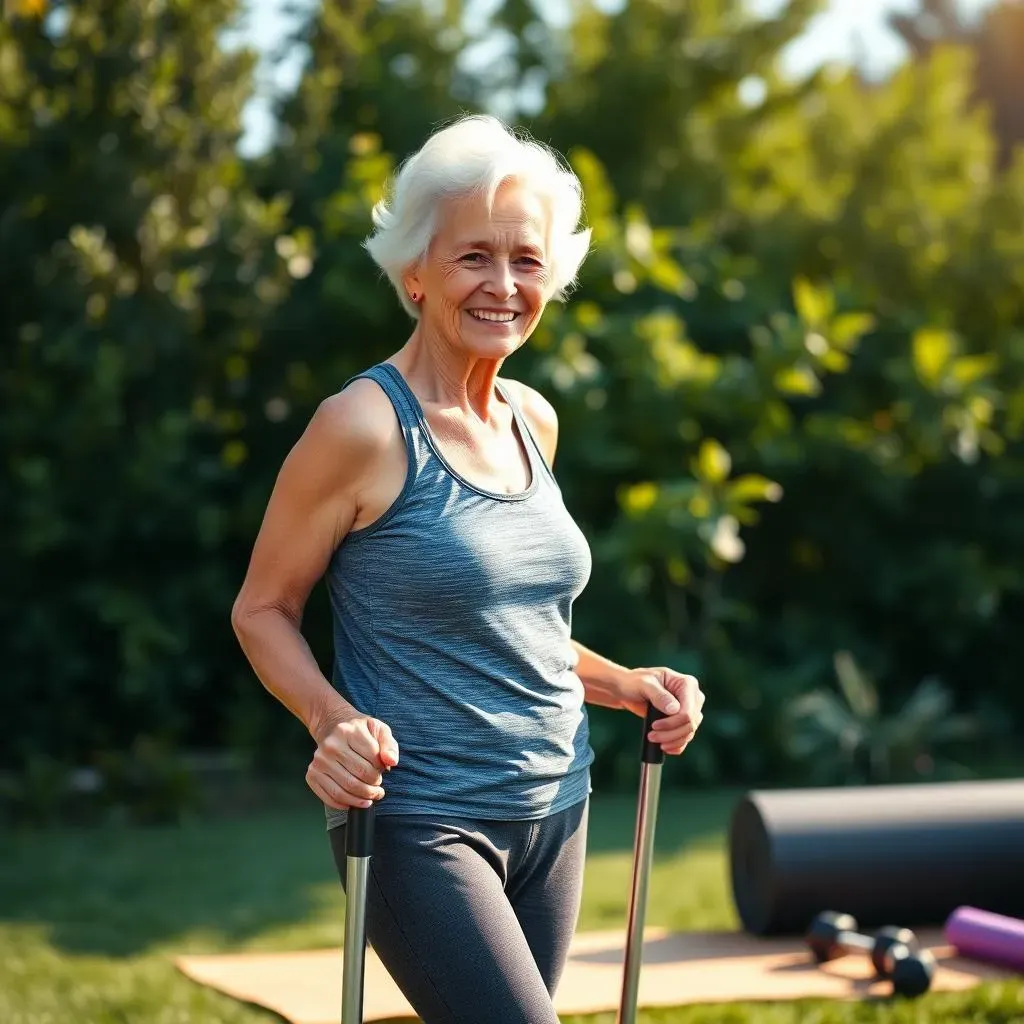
[0,788,744,960]
[0,801,344,959]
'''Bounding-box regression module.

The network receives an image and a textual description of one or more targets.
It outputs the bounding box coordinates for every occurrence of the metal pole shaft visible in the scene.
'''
[342,806,374,1024]
[616,703,666,1024]
[617,761,663,1024]
[342,856,370,1023]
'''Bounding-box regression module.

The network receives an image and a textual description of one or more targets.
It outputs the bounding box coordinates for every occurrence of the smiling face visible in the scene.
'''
[404,178,554,360]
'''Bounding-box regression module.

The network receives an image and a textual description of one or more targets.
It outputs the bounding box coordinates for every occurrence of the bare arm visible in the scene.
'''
[231,392,362,739]
[231,381,400,807]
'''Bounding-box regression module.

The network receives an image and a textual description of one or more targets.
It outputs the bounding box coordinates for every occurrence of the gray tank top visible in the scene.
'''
[323,362,595,829]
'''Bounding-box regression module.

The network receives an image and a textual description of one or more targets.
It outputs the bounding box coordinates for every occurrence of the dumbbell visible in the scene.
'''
[805,911,936,997]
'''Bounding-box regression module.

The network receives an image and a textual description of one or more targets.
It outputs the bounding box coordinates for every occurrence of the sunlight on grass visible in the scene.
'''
[580,842,736,933]
[1,792,1022,1024]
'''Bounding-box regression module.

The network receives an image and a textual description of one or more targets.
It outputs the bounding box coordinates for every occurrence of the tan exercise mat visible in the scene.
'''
[173,927,1014,1023]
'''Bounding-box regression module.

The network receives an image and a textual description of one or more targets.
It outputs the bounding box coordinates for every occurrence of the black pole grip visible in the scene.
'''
[641,703,667,764]
[346,804,375,857]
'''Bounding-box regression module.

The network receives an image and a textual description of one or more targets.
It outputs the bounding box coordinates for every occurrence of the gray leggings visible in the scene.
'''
[328,797,589,1024]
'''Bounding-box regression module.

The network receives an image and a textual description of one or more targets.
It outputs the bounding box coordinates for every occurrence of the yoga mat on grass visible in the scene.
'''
[173,927,1012,1024]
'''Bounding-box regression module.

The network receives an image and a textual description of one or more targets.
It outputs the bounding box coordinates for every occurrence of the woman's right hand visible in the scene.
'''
[306,715,400,810]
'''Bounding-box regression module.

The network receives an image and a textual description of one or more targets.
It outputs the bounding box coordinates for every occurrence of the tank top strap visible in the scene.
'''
[495,378,558,488]
[339,362,431,476]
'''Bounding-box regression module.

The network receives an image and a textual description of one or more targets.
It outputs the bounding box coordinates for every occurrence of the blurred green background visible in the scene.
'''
[3,0,1024,829]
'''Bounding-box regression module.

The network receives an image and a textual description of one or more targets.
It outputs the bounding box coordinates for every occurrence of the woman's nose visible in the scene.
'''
[485,260,516,298]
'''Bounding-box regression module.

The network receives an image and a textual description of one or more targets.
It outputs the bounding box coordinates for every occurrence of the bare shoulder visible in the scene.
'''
[501,377,559,467]
[314,376,399,446]
[294,376,401,488]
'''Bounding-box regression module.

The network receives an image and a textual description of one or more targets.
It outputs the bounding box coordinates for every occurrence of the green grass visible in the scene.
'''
[1,790,1022,1024]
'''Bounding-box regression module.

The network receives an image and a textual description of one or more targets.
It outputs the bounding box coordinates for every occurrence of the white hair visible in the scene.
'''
[363,114,592,318]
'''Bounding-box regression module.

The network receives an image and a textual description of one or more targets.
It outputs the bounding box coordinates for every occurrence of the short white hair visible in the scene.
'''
[364,114,592,318]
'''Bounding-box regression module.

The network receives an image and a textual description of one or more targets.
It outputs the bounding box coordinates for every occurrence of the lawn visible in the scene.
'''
[1,789,1021,1024]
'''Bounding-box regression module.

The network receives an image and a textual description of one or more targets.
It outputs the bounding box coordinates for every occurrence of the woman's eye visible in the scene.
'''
[462,253,485,263]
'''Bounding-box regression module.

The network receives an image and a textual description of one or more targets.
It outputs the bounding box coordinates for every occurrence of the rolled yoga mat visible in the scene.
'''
[945,906,1024,973]
[729,779,1024,936]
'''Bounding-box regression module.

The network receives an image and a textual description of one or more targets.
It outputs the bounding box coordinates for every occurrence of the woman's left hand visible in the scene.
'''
[620,667,705,756]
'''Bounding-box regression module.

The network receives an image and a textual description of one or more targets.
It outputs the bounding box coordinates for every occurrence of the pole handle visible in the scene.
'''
[641,704,667,765]
[346,804,375,857]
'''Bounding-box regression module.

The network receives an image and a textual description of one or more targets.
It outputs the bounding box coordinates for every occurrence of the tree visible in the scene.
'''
[0,0,290,768]
[890,0,1024,169]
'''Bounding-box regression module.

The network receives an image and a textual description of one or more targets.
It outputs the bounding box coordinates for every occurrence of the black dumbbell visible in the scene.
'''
[885,940,937,998]
[806,912,918,974]
[805,911,936,997]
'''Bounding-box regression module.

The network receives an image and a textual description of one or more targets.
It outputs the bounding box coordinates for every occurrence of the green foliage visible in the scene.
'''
[2,0,1024,799]
[890,0,1024,170]
[513,2,1024,787]
[0,738,200,827]
[0,0,291,769]
[783,651,987,785]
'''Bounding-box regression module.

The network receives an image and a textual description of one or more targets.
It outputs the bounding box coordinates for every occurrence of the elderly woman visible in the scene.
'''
[231,115,704,1024]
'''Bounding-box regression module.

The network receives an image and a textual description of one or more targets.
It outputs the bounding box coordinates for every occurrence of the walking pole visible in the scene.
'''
[341,804,375,1024]
[617,703,666,1024]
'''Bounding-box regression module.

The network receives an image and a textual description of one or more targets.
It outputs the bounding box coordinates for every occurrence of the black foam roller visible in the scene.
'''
[729,779,1024,936]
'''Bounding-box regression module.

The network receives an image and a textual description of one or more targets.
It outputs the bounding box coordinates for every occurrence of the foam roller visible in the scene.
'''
[944,906,1024,972]
[729,780,1024,936]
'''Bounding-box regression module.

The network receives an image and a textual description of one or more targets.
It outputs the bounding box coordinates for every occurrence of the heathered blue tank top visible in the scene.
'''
[323,362,595,829]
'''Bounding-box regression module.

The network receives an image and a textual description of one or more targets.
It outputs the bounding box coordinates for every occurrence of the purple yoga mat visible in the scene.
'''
[945,906,1024,973]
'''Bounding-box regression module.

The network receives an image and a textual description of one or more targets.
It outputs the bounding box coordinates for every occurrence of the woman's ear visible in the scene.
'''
[402,267,424,305]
